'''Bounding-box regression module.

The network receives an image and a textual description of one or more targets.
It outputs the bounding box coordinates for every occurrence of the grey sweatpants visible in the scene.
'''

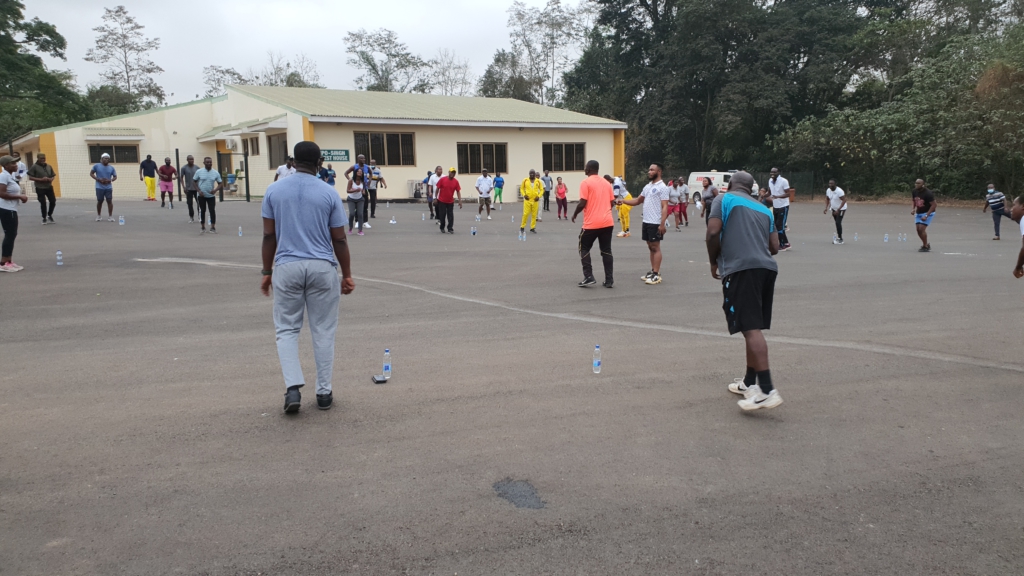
[272,259,341,395]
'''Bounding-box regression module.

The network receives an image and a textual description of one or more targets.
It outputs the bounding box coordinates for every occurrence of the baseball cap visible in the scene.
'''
[0,155,15,165]
[448,167,456,172]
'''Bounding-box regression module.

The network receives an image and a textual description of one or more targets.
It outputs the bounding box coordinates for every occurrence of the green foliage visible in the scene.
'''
[777,25,1024,197]
[83,5,165,111]
[0,0,90,142]
[478,49,544,102]
[345,29,432,93]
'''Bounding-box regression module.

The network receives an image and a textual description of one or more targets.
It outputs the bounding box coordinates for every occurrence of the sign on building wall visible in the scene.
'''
[321,149,350,162]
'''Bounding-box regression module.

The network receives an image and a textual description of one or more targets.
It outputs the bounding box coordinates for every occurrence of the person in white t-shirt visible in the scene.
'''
[274,157,296,182]
[1010,195,1024,279]
[0,155,29,272]
[427,165,442,219]
[823,179,847,244]
[476,169,494,219]
[767,167,791,250]
[618,163,670,285]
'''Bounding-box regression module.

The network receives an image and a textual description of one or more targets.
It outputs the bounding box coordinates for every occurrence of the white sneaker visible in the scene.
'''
[738,389,783,411]
[617,231,627,238]
[487,215,492,220]
[728,379,760,398]
[363,223,371,229]
[96,216,102,222]
[107,217,115,222]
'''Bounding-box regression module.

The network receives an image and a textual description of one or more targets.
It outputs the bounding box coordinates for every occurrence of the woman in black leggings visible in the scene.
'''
[0,155,28,272]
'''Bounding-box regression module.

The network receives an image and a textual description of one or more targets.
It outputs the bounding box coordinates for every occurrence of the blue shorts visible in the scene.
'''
[95,188,112,201]
[915,212,935,226]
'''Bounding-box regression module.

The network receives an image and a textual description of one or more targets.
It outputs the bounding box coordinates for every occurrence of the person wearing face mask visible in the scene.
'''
[982,183,1012,240]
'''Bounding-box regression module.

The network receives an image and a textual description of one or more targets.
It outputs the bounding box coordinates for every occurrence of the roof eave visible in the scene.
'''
[308,116,628,130]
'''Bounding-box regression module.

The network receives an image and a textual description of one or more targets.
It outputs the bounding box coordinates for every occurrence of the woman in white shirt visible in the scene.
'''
[346,170,366,235]
[0,155,29,271]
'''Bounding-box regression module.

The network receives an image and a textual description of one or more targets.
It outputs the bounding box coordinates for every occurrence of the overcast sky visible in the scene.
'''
[27,0,552,104]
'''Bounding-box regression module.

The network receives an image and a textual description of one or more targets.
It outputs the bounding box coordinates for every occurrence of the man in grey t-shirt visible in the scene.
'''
[179,155,201,223]
[706,171,782,412]
[261,141,353,413]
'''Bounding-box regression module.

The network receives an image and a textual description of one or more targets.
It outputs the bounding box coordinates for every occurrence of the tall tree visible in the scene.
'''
[202,52,325,97]
[84,5,164,111]
[504,0,592,105]
[345,29,431,93]
[431,49,475,97]
[0,0,90,142]
[478,49,543,102]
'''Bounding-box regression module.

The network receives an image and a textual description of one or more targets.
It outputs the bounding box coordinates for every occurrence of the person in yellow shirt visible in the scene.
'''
[605,175,632,236]
[520,169,544,234]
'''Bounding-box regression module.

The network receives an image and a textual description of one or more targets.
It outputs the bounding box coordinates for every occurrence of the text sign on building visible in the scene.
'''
[321,149,350,162]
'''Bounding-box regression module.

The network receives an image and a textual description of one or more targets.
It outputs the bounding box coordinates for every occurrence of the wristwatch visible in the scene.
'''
[261,269,273,276]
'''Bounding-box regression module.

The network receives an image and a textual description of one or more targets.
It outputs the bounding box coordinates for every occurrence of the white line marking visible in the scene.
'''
[135,257,1024,374]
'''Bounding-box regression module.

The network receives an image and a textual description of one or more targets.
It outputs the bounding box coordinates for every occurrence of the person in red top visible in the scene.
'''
[435,167,462,234]
[158,157,176,209]
[572,160,616,287]
[555,176,568,219]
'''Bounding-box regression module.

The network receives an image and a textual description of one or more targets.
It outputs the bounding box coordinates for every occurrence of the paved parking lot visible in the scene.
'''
[2,198,1022,575]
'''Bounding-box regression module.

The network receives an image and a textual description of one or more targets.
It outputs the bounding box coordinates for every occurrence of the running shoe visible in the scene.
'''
[993,236,1000,241]
[358,230,364,236]
[837,238,844,244]
[0,263,14,272]
[317,392,333,410]
[189,218,194,223]
[487,216,492,220]
[738,389,783,411]
[602,280,614,288]
[728,379,760,398]
[363,223,371,229]
[284,387,301,413]
[42,218,48,225]
[617,231,627,237]
[644,272,662,285]
[685,221,688,227]
[107,217,115,222]
[530,228,537,234]
[578,276,597,287]
[537,217,542,222]
[161,201,165,207]
[48,216,54,223]
[918,246,930,252]
[778,245,789,252]
[623,231,630,237]
[641,270,654,280]
[1,262,21,272]
[96,216,102,222]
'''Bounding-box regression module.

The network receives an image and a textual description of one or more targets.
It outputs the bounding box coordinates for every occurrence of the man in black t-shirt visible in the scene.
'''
[912,179,936,252]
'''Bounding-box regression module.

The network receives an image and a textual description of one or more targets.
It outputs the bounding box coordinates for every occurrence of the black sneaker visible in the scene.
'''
[578,276,597,287]
[530,228,537,234]
[641,270,654,280]
[918,245,931,252]
[48,216,55,223]
[284,386,301,413]
[161,201,165,208]
[316,392,333,410]
[603,280,614,288]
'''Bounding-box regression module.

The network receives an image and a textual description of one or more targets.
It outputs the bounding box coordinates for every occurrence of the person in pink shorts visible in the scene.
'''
[158,157,176,209]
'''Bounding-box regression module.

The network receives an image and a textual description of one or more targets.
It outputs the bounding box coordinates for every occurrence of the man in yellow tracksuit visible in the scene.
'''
[520,169,544,234]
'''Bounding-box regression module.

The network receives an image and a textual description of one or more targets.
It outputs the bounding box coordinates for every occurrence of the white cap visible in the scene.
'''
[100,153,111,159]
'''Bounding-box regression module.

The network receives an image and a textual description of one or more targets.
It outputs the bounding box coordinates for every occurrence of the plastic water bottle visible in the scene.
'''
[884,233,889,243]
[390,216,396,224]
[118,215,124,225]
[56,250,63,266]
[422,213,425,221]
[238,226,243,237]
[593,345,602,374]
[383,349,391,379]
[386,201,390,208]
[854,232,858,242]
[498,204,502,211]
[471,226,477,235]
[475,213,481,222]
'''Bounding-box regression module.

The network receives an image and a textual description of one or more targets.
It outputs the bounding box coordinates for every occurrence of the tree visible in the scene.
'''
[344,29,432,93]
[202,52,324,97]
[478,49,543,102]
[0,0,90,142]
[504,0,592,105]
[431,49,475,97]
[84,5,164,111]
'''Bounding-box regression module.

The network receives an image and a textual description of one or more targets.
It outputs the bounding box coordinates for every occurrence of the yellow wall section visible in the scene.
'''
[39,132,61,197]
[613,129,625,178]
[303,117,314,142]
[216,140,233,172]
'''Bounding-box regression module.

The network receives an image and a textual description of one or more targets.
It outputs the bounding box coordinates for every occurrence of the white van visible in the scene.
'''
[686,171,758,203]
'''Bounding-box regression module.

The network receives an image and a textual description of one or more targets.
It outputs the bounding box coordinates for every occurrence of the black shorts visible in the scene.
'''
[641,222,663,242]
[722,268,777,335]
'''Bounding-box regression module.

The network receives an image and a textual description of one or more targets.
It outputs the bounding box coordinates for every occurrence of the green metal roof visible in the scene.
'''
[196,114,288,139]
[32,96,226,135]
[227,86,626,127]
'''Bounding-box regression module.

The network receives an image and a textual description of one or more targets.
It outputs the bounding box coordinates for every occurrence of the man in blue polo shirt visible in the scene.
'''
[90,153,117,221]
[706,171,782,411]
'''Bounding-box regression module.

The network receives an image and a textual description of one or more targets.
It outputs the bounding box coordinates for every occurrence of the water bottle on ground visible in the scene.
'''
[118,215,124,225]
[475,214,481,222]
[56,250,63,266]
[238,226,243,237]
[386,201,390,208]
[390,216,396,224]
[471,226,477,235]
[383,349,391,379]
[854,232,858,241]
[593,345,602,374]
[422,213,425,220]
[884,233,889,243]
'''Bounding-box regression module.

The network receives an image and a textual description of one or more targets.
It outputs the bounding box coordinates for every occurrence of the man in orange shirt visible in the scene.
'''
[572,159,616,288]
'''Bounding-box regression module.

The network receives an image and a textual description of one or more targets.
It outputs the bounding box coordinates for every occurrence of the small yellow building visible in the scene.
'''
[11,86,627,201]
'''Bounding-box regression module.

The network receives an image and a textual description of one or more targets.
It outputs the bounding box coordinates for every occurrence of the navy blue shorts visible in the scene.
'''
[95,189,112,201]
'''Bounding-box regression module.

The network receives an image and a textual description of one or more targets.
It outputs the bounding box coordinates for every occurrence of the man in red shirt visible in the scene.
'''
[572,160,616,287]
[158,157,177,209]
[435,167,462,234]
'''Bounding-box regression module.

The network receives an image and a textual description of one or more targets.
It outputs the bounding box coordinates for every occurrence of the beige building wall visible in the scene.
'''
[310,123,616,202]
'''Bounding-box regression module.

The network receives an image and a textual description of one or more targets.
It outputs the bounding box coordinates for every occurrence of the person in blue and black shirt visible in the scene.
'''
[706,171,782,412]
[983,183,1012,240]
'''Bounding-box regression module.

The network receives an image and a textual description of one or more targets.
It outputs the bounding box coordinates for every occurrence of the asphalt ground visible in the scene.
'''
[2,197,1023,575]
